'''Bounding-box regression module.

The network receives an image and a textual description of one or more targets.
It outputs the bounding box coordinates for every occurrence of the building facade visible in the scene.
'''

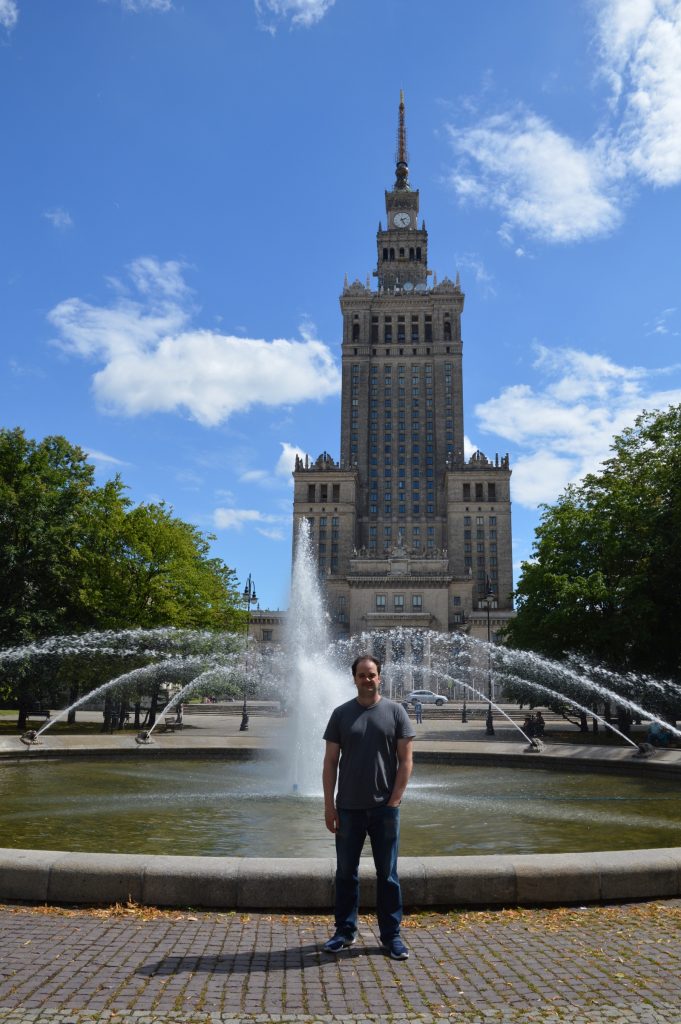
[293,94,513,643]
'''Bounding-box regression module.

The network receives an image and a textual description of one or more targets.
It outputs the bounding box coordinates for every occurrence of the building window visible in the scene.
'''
[394,595,404,612]
[452,595,461,606]
[262,629,272,642]
[488,483,496,501]
[463,483,471,500]
[308,484,315,502]
[412,594,422,609]
[376,595,386,610]
[475,483,484,500]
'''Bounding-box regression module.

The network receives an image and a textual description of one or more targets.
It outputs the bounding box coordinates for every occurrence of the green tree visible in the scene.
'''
[504,406,681,723]
[0,428,243,727]
[0,428,97,645]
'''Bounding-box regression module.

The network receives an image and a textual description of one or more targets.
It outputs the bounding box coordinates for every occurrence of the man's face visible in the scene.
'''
[353,658,381,699]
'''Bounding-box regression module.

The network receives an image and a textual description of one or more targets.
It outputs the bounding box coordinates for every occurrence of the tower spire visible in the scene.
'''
[394,89,409,190]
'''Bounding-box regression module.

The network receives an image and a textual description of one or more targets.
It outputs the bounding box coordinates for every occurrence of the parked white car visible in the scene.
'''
[405,689,448,707]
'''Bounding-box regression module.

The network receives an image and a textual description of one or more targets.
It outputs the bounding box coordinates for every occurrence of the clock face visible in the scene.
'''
[393,212,410,228]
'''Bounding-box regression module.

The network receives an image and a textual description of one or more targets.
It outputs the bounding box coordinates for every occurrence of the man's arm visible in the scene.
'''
[387,736,414,807]
[322,740,341,833]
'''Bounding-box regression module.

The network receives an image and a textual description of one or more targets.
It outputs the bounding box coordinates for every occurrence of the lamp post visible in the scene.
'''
[240,574,257,732]
[480,588,496,736]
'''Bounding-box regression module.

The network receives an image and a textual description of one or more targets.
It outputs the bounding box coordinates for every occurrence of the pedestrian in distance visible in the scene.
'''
[413,699,423,725]
[322,655,415,960]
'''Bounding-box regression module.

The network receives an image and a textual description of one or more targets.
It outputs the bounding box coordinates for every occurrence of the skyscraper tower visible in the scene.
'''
[293,94,513,641]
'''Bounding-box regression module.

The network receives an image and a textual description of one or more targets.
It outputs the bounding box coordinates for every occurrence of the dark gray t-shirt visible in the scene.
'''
[323,697,415,809]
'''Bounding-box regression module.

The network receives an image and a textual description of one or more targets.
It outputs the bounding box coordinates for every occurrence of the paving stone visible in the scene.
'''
[0,901,681,1023]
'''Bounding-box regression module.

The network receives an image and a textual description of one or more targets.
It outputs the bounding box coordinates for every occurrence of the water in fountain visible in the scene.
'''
[4,533,679,766]
[32,657,205,740]
[491,643,681,742]
[144,655,248,738]
[285,519,350,794]
[495,669,641,749]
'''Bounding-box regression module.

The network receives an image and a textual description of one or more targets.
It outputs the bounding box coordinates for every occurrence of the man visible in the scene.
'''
[322,655,415,960]
[413,699,423,725]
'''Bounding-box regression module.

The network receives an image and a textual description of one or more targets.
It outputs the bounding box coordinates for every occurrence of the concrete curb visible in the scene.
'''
[2,846,681,909]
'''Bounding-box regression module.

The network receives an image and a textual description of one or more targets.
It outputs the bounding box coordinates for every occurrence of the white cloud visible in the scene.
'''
[475,343,681,507]
[0,0,18,31]
[448,111,622,243]
[255,0,334,30]
[85,448,129,467]
[213,507,286,541]
[44,208,73,230]
[240,469,271,484]
[48,258,341,427]
[121,0,173,11]
[463,434,478,460]
[646,307,679,335]
[455,253,496,295]
[237,442,308,489]
[446,1,681,243]
[276,441,308,478]
[256,526,285,541]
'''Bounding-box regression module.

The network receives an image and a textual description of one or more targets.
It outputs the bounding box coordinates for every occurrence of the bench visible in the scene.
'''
[161,715,183,732]
[27,707,51,722]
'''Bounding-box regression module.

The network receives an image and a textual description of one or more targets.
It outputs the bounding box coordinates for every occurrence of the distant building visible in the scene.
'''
[247,610,285,647]
[292,94,514,644]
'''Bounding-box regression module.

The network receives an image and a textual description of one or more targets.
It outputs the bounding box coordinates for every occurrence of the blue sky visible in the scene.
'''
[2,0,681,611]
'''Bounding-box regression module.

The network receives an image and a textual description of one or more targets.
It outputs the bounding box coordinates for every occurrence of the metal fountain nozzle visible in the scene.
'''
[633,742,655,759]
[525,738,545,754]
[20,730,40,747]
[135,730,153,745]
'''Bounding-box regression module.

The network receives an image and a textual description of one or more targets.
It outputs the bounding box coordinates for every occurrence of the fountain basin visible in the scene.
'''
[2,744,680,908]
[2,845,680,909]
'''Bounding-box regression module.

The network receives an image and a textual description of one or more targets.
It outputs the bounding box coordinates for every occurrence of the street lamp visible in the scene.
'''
[480,587,496,736]
[240,574,257,731]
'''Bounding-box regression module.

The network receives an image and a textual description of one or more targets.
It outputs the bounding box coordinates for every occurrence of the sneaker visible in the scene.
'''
[381,936,409,960]
[322,933,356,953]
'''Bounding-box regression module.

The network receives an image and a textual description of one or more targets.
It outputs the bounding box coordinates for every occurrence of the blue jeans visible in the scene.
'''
[334,805,402,943]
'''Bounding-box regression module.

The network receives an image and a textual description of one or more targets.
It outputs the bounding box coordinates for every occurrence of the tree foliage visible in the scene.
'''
[0,428,245,719]
[503,406,681,722]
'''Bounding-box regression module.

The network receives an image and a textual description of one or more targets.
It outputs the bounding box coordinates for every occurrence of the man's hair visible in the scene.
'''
[351,654,381,677]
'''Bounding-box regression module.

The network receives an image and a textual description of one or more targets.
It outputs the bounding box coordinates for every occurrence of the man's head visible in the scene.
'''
[351,654,381,677]
[351,655,382,704]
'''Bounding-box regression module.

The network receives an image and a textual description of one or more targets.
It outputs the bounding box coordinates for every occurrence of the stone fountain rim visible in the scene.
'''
[2,740,681,909]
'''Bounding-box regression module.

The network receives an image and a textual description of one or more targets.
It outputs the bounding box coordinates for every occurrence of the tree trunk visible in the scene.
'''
[148,686,159,729]
[101,694,113,734]
[134,701,142,729]
[17,693,31,732]
[67,683,79,725]
[617,707,632,737]
[579,710,588,732]
[117,701,128,730]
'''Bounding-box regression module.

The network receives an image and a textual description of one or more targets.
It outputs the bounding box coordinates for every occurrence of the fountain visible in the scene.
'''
[1,520,680,908]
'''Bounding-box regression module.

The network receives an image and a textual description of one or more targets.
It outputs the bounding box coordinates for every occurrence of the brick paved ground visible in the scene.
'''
[0,901,680,1024]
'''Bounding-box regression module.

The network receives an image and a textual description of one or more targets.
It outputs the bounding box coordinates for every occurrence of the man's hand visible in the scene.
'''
[325,805,339,833]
